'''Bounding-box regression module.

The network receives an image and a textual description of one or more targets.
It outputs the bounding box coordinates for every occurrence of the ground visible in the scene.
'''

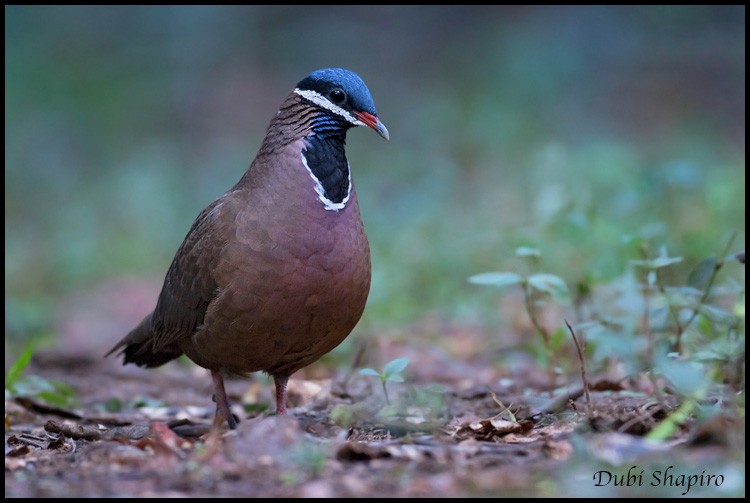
[5,320,744,498]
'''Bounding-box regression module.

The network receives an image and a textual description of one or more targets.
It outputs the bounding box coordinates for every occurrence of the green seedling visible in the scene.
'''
[359,357,409,405]
[470,246,570,384]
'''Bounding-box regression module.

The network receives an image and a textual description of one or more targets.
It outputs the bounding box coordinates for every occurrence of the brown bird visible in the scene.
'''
[107,68,388,428]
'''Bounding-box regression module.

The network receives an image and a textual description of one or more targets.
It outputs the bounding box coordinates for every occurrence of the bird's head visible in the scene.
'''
[294,68,389,141]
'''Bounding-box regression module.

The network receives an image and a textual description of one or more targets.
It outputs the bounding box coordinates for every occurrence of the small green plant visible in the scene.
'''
[574,236,744,440]
[5,345,77,408]
[469,246,570,380]
[359,357,409,405]
[5,345,34,391]
[471,238,744,439]
[631,237,739,356]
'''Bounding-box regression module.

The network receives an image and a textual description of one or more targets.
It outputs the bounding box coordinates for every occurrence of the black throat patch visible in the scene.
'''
[302,134,351,210]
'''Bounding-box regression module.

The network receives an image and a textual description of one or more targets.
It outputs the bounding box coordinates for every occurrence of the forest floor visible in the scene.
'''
[4,281,745,498]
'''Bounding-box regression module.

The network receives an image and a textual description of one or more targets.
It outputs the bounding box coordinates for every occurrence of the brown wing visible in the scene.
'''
[148,198,228,352]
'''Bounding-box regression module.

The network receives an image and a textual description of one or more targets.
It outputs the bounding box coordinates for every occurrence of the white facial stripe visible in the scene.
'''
[300,152,352,212]
[294,88,366,127]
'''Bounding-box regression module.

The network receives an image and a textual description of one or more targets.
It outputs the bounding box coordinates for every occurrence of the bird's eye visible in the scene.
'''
[329,88,346,105]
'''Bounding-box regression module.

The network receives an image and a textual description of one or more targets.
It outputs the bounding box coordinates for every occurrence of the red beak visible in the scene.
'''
[354,111,390,141]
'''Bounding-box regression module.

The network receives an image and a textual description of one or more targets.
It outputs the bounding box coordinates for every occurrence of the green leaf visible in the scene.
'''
[687,257,717,291]
[9,374,77,408]
[50,379,75,397]
[13,374,55,396]
[515,247,541,257]
[468,272,524,288]
[662,285,703,311]
[646,395,700,441]
[383,357,409,376]
[697,304,736,326]
[385,374,405,383]
[630,256,683,270]
[36,387,74,408]
[655,355,708,396]
[527,273,570,302]
[5,345,34,390]
[358,368,381,377]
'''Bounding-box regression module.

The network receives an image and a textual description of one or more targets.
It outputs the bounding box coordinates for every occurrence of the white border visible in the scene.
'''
[300,152,352,212]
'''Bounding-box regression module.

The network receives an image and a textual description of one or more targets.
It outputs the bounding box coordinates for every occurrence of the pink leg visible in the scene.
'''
[211,369,237,429]
[274,375,289,415]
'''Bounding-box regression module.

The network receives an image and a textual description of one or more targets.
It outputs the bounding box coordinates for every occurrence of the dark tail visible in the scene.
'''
[105,312,182,368]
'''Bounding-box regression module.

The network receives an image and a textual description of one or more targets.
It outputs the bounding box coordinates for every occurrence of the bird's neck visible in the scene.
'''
[257,94,354,212]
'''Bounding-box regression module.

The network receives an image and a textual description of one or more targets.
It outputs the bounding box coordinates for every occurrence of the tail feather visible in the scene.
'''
[106,312,182,368]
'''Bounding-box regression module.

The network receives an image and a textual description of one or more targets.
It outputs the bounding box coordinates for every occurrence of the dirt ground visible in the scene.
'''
[5,323,745,498]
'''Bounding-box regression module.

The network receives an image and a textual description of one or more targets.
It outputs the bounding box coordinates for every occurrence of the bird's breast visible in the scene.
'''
[188,142,371,374]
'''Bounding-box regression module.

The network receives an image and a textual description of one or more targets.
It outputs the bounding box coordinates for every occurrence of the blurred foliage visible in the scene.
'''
[470,247,572,370]
[471,235,744,401]
[5,6,745,355]
[5,344,77,407]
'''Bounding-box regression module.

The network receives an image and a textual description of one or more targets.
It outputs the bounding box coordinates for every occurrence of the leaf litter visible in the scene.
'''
[4,328,743,497]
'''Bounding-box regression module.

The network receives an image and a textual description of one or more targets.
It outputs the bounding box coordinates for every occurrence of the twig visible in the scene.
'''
[565,320,591,417]
[526,386,584,419]
[14,397,82,420]
[44,420,104,440]
[44,420,154,441]
[525,379,623,419]
[490,392,517,422]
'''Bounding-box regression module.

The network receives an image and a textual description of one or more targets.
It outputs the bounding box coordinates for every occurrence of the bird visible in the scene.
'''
[107,68,388,429]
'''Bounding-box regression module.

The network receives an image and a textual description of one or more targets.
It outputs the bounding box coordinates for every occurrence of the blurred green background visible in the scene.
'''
[5,6,745,351]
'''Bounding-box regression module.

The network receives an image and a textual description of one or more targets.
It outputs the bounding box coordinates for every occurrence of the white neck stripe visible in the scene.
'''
[300,152,352,212]
[294,88,366,127]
